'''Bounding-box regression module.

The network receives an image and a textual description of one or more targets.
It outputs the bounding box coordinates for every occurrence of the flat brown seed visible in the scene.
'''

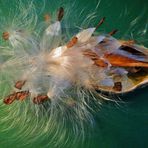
[57,7,64,21]
[66,36,78,48]
[16,91,30,101]
[83,50,108,67]
[113,82,122,91]
[3,93,16,105]
[33,95,49,104]
[15,80,26,90]
[2,32,9,40]
[109,29,118,36]
[96,17,106,30]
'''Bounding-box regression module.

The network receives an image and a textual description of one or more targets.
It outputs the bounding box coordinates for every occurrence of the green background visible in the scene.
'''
[0,0,148,148]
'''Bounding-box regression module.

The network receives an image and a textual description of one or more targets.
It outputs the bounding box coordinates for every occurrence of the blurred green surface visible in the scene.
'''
[0,0,148,148]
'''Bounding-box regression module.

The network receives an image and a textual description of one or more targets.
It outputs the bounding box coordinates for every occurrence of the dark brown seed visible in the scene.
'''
[57,7,64,21]
[3,93,16,105]
[109,29,118,36]
[113,82,122,91]
[96,17,106,30]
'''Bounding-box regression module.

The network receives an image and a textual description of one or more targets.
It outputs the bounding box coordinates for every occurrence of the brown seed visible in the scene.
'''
[113,82,122,91]
[3,93,16,105]
[15,80,26,90]
[109,29,118,36]
[44,14,50,22]
[33,95,49,104]
[96,17,106,30]
[16,91,30,101]
[66,36,78,48]
[94,59,108,67]
[83,50,108,67]
[2,32,9,40]
[57,7,64,21]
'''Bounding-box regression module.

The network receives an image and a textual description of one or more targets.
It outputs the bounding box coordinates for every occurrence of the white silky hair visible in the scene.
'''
[0,1,106,147]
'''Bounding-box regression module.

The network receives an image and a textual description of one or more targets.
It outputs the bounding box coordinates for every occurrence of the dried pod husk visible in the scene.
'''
[92,41,148,93]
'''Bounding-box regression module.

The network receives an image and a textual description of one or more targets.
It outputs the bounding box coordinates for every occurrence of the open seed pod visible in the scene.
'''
[86,39,148,93]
